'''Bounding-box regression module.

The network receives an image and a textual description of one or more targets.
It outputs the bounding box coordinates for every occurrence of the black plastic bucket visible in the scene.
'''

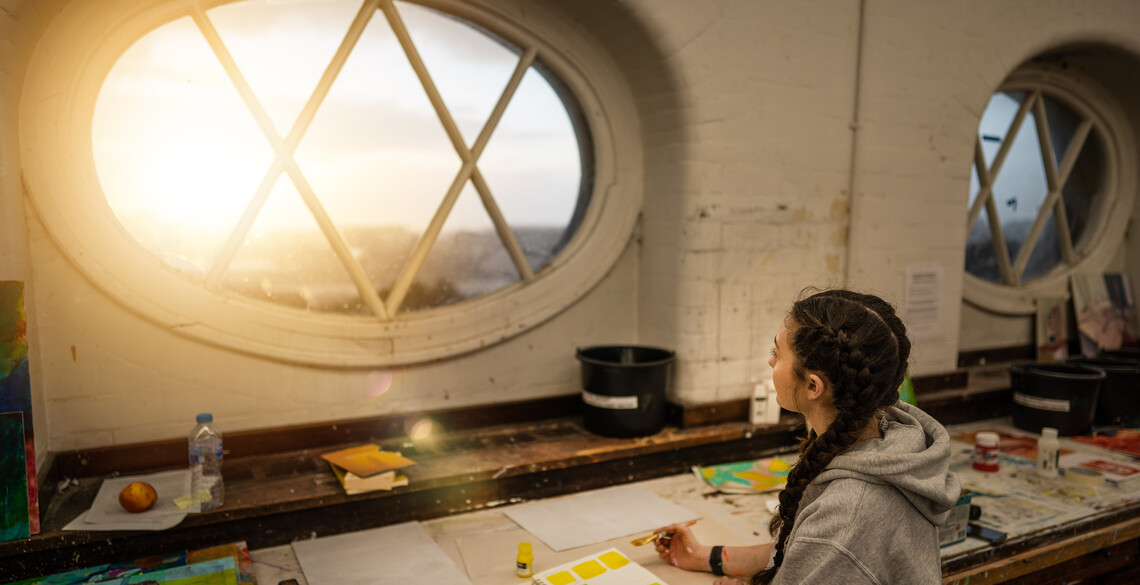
[1009,362,1105,436]
[576,345,674,437]
[1069,356,1140,427]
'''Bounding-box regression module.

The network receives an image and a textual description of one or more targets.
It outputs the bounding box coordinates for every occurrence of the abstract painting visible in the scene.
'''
[0,412,29,541]
[1071,273,1140,356]
[0,281,37,539]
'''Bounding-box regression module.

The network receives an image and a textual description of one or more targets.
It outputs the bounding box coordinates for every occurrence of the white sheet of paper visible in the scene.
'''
[905,262,944,341]
[502,485,701,551]
[456,515,746,585]
[64,469,193,531]
[292,521,474,585]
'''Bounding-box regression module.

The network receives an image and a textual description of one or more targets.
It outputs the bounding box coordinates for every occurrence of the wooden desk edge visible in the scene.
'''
[942,515,1140,585]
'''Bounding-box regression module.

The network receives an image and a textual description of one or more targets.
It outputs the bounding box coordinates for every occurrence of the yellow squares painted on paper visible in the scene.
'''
[572,559,607,579]
[598,551,629,569]
[546,571,576,585]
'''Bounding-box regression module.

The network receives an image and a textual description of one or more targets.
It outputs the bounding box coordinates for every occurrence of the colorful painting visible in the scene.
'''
[691,457,794,494]
[1073,429,1140,458]
[0,281,38,538]
[1071,273,1140,356]
[0,412,29,541]
[532,548,668,585]
[8,541,256,585]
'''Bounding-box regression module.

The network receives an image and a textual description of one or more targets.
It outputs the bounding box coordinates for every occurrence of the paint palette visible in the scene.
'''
[531,548,668,585]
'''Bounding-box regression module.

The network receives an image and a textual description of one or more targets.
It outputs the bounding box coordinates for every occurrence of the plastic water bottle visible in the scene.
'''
[189,413,224,510]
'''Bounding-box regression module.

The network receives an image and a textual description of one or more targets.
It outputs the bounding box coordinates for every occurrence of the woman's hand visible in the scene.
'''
[653,522,711,572]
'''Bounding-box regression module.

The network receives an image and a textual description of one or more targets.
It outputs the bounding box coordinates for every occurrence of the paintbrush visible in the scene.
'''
[629,520,698,546]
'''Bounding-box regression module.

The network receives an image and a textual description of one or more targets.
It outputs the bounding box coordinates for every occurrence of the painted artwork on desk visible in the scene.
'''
[1073,429,1140,458]
[0,281,38,540]
[1071,273,1140,356]
[692,457,794,493]
[7,541,255,585]
[532,548,669,585]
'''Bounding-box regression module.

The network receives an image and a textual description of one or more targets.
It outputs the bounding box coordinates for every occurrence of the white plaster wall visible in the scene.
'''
[627,0,1140,404]
[4,0,1140,453]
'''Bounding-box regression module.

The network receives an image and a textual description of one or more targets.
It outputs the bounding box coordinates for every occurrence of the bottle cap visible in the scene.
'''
[196,413,213,423]
[1042,427,1058,440]
[519,542,531,553]
[975,431,999,447]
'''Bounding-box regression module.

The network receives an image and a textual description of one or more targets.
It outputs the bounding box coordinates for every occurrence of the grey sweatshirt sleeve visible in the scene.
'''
[773,537,879,585]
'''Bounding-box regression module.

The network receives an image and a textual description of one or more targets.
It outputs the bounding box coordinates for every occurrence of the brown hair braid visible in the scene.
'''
[752,289,910,585]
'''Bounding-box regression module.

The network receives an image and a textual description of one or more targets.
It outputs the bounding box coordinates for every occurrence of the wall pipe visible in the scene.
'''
[843,0,867,287]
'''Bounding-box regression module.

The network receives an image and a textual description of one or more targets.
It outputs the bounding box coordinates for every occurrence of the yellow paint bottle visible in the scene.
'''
[516,542,534,578]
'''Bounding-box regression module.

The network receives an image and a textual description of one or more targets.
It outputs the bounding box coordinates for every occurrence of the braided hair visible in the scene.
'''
[752,290,911,585]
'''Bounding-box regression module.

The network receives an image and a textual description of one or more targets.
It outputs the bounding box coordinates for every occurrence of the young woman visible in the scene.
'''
[655,289,961,584]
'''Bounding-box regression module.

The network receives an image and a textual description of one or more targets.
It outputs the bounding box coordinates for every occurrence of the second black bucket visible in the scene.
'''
[577,345,674,438]
[1070,356,1140,427]
[1009,362,1105,436]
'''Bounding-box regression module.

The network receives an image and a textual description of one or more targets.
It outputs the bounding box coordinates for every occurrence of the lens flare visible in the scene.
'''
[405,417,434,441]
[366,370,394,398]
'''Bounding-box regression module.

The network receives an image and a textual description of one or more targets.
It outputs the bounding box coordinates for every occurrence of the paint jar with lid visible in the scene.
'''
[973,431,1000,472]
[516,542,533,578]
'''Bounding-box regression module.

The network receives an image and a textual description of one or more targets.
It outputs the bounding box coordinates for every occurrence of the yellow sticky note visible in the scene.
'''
[573,560,606,579]
[546,571,576,585]
[599,551,629,569]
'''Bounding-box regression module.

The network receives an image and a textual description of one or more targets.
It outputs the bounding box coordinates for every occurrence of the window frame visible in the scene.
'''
[20,0,642,366]
[963,64,1136,315]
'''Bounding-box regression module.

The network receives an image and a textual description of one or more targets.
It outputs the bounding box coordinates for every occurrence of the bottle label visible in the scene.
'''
[973,445,1000,472]
[516,561,532,577]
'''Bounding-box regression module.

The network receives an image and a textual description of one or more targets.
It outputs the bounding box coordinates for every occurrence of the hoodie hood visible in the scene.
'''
[810,401,962,525]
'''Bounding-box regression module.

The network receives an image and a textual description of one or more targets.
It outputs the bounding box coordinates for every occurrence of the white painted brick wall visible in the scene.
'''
[3,0,1140,451]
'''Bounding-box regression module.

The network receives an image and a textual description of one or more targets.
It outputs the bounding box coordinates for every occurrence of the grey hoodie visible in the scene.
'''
[772,402,962,585]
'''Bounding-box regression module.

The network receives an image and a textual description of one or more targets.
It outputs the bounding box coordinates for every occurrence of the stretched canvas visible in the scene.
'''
[1071,273,1140,356]
[0,412,29,541]
[0,281,37,539]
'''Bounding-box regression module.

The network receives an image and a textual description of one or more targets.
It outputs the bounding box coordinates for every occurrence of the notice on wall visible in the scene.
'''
[905,263,943,341]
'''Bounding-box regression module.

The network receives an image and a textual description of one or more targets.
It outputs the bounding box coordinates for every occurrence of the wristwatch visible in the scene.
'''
[710,545,725,577]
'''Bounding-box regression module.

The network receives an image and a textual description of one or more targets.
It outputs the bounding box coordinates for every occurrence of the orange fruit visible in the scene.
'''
[118,481,158,513]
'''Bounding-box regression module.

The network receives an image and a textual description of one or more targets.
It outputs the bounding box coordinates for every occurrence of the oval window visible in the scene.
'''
[962,63,1134,314]
[93,0,588,316]
[21,0,640,365]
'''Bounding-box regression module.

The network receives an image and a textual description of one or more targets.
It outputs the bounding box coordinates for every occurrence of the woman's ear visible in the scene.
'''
[805,372,830,401]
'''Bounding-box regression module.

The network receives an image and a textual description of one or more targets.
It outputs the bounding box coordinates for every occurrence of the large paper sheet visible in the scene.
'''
[502,485,700,552]
[64,469,194,531]
[292,521,473,585]
[456,514,746,585]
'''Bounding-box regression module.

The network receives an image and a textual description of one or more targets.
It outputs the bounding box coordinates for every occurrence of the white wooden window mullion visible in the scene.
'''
[1011,97,1065,279]
[1053,118,1094,264]
[967,92,1037,233]
[193,1,391,319]
[380,0,533,314]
